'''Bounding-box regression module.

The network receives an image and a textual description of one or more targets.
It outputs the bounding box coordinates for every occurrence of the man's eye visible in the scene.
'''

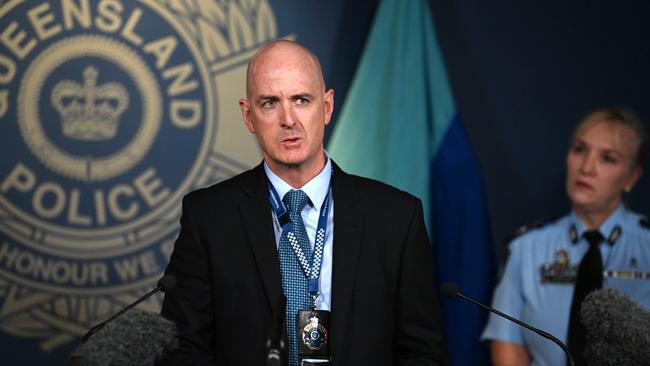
[297,98,309,105]
[262,100,277,108]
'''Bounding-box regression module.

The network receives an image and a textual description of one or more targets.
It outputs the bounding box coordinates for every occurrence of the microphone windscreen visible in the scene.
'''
[71,309,177,366]
[439,283,459,299]
[581,288,650,366]
[157,275,176,293]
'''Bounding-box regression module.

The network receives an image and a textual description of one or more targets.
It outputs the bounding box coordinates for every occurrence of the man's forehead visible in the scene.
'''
[249,67,322,99]
[249,80,320,100]
[246,41,325,96]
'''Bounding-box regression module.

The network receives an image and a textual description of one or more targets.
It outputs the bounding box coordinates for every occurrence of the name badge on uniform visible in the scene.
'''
[298,309,330,363]
[540,249,578,283]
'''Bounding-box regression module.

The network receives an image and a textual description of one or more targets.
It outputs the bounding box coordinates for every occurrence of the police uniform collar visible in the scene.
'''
[569,205,625,246]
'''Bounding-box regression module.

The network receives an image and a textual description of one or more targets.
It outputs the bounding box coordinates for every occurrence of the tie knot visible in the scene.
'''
[283,189,309,214]
[583,230,604,247]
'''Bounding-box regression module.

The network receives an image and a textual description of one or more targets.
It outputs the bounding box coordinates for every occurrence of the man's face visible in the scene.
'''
[239,45,334,176]
[566,120,641,214]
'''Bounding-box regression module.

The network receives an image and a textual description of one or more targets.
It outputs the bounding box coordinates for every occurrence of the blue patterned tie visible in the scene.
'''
[279,189,312,366]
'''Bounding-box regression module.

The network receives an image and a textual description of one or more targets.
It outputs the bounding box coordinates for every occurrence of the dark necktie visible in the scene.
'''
[567,230,604,366]
[278,189,312,366]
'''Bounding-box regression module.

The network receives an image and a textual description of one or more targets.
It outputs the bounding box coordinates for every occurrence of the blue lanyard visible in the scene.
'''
[267,177,332,296]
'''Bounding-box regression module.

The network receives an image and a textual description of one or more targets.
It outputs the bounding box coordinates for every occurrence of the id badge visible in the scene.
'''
[298,309,330,360]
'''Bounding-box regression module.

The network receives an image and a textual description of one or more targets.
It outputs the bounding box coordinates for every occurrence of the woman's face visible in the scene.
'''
[566,119,641,215]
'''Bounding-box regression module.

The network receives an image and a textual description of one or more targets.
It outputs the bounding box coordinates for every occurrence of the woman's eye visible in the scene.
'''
[571,144,585,154]
[602,154,617,164]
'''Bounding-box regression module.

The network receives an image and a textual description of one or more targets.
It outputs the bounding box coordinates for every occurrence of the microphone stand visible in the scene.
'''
[81,275,175,343]
[442,283,575,366]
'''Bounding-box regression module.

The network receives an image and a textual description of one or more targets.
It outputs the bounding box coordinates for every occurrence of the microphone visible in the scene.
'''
[267,293,286,366]
[440,282,575,366]
[80,275,176,343]
[70,309,177,366]
[581,288,650,366]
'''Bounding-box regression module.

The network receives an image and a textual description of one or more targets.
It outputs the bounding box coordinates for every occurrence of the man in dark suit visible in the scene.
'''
[158,40,447,365]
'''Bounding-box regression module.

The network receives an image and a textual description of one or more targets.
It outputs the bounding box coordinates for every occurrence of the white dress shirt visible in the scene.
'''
[264,158,334,310]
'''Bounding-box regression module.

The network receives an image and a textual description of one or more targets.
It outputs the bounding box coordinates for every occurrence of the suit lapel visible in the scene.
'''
[330,163,364,356]
[239,164,283,316]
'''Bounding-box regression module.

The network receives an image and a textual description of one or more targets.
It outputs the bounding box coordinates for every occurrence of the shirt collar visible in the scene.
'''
[264,157,332,211]
[569,204,626,243]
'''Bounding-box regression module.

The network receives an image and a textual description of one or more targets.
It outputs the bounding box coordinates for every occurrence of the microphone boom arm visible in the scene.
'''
[81,285,162,343]
[441,283,575,366]
[80,275,176,344]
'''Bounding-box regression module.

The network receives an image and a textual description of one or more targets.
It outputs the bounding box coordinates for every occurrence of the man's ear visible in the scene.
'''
[323,89,335,126]
[239,99,255,133]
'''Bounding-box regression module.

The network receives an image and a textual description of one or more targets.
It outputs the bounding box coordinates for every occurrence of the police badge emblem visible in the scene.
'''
[298,309,330,361]
[0,0,282,358]
[302,315,328,351]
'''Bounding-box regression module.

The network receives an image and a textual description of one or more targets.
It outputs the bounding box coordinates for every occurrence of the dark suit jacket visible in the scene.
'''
[158,162,448,365]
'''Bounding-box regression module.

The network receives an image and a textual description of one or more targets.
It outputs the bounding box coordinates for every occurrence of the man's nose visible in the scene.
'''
[279,103,296,127]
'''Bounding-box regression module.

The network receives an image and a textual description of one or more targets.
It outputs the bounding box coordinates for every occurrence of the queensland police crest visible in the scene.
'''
[0,0,276,350]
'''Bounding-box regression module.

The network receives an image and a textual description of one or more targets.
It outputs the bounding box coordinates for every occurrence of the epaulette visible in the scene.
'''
[641,217,650,230]
[506,217,555,243]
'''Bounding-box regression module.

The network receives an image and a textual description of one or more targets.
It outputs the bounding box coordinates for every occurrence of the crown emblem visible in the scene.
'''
[51,66,129,141]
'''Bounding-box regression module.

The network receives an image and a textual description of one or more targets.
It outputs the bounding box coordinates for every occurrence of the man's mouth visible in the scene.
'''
[281,136,302,146]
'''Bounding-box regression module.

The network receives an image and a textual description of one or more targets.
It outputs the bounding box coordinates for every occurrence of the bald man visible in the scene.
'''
[158,41,448,366]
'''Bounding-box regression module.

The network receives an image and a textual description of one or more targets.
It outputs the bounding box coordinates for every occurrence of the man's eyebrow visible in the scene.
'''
[290,93,314,100]
[255,95,279,103]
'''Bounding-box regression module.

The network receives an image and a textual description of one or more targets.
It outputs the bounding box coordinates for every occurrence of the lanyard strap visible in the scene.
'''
[267,177,332,296]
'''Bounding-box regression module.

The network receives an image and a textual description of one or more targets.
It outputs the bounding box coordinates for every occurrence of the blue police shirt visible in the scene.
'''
[481,205,650,366]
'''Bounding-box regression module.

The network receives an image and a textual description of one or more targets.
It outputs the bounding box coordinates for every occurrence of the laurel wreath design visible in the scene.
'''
[0,278,164,351]
[0,0,278,352]
[159,0,278,62]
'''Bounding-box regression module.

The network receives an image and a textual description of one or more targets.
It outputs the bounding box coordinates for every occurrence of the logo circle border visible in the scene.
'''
[17,35,162,182]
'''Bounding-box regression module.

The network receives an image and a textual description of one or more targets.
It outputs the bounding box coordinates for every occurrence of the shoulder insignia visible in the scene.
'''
[507,217,554,243]
[641,217,650,229]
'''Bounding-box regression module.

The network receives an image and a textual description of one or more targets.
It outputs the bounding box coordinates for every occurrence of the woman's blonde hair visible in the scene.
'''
[573,107,647,168]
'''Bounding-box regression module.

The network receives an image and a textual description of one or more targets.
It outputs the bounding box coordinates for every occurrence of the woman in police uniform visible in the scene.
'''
[481,107,649,366]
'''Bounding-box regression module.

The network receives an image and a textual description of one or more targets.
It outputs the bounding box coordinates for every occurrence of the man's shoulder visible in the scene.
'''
[337,169,421,208]
[184,164,262,203]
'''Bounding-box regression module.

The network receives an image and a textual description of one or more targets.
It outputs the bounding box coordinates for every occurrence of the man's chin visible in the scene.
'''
[267,155,307,169]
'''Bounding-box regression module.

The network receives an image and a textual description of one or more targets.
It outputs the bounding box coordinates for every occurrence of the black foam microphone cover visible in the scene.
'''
[71,309,178,366]
[581,288,650,366]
